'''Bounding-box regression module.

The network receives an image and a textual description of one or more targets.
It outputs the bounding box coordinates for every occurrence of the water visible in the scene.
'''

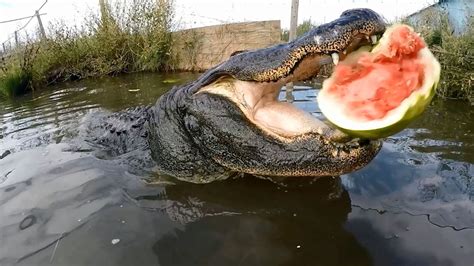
[0,72,473,266]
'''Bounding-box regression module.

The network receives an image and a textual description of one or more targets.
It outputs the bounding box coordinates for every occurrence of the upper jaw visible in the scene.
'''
[327,33,383,67]
[197,11,388,143]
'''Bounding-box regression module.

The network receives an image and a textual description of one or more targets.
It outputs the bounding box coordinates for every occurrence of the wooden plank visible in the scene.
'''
[172,20,281,71]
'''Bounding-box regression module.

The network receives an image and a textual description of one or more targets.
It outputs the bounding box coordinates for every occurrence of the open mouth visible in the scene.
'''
[198,32,383,140]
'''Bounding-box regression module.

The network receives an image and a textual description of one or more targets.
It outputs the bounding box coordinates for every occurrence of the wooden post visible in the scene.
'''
[289,0,299,42]
[36,10,46,39]
[286,0,299,103]
[2,43,5,53]
[14,31,19,46]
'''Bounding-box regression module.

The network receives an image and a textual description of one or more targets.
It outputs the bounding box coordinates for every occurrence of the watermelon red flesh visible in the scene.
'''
[328,26,427,121]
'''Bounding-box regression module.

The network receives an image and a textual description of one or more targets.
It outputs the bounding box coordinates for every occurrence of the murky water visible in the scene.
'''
[0,72,473,266]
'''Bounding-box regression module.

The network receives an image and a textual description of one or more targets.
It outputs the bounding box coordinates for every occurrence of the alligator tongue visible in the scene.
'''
[254,101,329,136]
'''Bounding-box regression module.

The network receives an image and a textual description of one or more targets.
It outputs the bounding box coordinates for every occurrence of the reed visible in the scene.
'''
[0,0,175,96]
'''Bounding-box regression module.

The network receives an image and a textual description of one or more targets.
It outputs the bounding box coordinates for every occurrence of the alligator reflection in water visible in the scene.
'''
[0,73,473,266]
[150,177,373,265]
[0,142,368,265]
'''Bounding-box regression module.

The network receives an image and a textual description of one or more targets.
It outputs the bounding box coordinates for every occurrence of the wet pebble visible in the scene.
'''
[111,239,120,245]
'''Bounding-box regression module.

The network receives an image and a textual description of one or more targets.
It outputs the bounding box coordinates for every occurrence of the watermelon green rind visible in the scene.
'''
[317,24,441,139]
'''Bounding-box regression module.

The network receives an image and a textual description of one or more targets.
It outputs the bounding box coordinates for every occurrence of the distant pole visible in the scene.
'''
[289,0,299,42]
[286,0,299,103]
[36,10,46,39]
[2,43,5,53]
[14,31,19,46]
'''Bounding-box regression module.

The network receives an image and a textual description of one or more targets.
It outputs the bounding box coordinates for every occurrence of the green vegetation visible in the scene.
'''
[0,46,34,97]
[0,67,30,97]
[1,0,175,97]
[404,10,473,103]
[281,20,317,42]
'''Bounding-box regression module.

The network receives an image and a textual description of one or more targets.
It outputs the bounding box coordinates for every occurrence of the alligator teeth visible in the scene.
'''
[331,53,339,65]
[370,35,378,44]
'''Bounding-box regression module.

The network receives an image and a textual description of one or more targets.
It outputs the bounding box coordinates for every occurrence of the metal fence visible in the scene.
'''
[0,0,48,56]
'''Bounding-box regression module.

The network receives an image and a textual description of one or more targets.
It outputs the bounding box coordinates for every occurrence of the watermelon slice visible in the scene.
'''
[318,24,441,139]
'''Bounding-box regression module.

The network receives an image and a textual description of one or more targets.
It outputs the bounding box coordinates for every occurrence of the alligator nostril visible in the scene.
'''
[358,138,371,146]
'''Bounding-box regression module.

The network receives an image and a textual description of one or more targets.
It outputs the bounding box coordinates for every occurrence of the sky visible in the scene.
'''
[0,0,437,48]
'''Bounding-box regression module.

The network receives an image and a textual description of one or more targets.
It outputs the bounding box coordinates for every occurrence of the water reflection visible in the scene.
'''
[14,174,373,266]
[0,73,473,265]
[408,100,474,164]
[0,144,124,265]
[151,177,371,266]
[346,207,473,266]
[344,100,474,230]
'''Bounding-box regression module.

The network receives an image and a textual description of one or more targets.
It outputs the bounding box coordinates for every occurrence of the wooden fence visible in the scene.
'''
[171,20,282,71]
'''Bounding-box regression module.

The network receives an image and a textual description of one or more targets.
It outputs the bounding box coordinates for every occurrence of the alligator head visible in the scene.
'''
[146,8,386,183]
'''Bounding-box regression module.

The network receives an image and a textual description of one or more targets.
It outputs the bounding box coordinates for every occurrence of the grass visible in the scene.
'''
[0,47,34,97]
[0,68,30,97]
[0,0,175,97]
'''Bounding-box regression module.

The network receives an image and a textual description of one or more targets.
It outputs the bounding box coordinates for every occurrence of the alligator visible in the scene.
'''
[87,8,387,183]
